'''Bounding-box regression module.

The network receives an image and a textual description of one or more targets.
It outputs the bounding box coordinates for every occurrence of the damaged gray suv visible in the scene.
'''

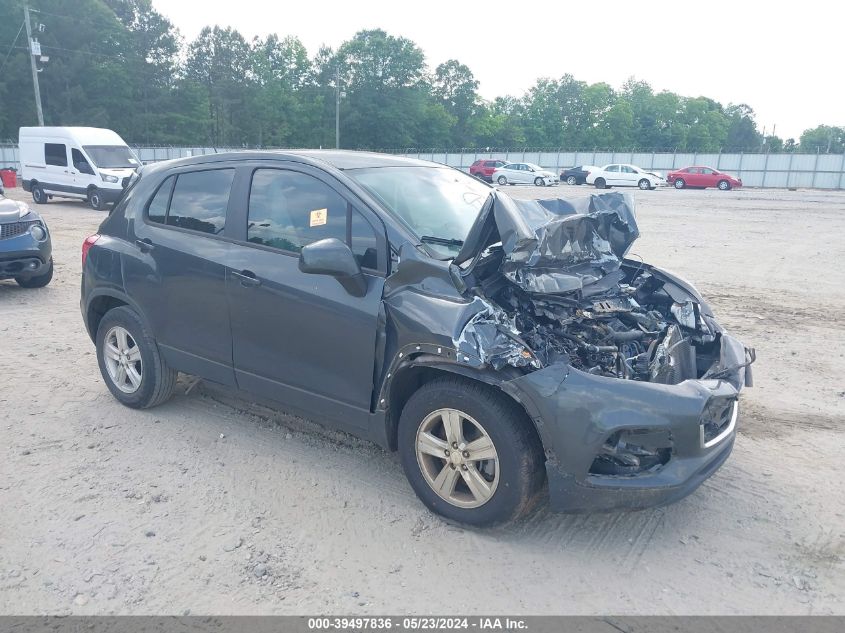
[80,151,754,526]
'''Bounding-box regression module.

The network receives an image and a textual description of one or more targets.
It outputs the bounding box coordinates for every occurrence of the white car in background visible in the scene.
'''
[586,164,665,190]
[492,162,559,186]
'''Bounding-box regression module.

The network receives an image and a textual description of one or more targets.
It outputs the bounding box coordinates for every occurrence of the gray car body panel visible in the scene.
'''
[81,150,752,512]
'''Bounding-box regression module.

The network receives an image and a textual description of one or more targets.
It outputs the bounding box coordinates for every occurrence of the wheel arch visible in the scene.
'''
[84,289,151,343]
[381,356,547,456]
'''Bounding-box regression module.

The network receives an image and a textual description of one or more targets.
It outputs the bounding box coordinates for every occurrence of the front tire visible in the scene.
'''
[717,179,731,191]
[96,306,176,409]
[674,178,685,189]
[398,377,544,527]
[497,175,507,185]
[566,175,577,186]
[594,178,606,189]
[89,188,106,210]
[638,178,651,190]
[32,184,46,204]
[15,258,53,288]
[534,176,544,186]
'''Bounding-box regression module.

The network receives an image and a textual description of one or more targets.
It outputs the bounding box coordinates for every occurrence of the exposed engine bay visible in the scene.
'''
[454,192,754,385]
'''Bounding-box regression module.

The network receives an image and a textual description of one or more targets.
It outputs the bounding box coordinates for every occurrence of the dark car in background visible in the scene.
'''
[560,165,598,186]
[667,166,742,190]
[469,159,508,182]
[80,151,753,526]
[1,194,53,288]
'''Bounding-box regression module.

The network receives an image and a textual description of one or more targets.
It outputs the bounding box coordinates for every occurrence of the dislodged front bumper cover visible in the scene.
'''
[502,334,751,512]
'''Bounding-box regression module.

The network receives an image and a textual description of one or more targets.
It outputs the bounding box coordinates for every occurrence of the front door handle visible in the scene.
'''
[232,269,261,287]
[135,238,154,253]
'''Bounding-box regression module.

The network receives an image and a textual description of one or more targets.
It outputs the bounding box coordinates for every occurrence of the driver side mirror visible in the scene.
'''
[298,238,367,297]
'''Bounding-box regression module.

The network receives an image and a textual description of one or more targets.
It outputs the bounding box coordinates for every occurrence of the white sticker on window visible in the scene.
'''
[309,208,327,227]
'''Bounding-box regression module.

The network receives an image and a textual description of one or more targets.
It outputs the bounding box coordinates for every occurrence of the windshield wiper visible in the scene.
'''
[420,236,464,247]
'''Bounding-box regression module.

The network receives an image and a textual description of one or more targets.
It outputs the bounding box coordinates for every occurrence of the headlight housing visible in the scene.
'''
[30,223,47,241]
[101,174,119,183]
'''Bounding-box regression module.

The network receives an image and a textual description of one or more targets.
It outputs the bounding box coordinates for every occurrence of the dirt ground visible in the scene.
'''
[1,183,843,615]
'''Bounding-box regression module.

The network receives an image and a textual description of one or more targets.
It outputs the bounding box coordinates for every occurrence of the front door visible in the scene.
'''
[226,165,386,431]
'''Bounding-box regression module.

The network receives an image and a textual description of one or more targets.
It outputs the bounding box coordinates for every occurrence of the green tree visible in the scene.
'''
[432,60,480,147]
[799,125,845,153]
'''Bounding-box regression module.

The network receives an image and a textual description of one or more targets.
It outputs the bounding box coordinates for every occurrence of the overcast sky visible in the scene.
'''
[152,0,843,140]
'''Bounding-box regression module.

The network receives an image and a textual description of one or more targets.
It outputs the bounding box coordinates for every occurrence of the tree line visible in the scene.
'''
[1,0,843,153]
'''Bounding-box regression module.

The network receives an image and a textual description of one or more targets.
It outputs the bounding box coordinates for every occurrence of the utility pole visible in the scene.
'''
[23,0,44,126]
[335,66,341,149]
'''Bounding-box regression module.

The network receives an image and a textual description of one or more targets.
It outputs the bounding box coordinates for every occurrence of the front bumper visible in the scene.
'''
[504,333,751,512]
[0,224,52,279]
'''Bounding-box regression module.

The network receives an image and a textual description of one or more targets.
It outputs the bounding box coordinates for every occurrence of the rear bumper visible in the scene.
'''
[503,333,750,512]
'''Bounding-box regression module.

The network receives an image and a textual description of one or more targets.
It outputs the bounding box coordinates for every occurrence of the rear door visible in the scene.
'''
[124,166,237,385]
[224,163,387,431]
[605,164,621,185]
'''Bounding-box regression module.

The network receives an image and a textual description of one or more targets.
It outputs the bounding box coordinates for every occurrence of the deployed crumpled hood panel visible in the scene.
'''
[494,192,639,294]
[0,197,32,222]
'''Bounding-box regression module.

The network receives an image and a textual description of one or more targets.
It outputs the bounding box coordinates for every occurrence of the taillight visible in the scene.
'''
[82,234,100,267]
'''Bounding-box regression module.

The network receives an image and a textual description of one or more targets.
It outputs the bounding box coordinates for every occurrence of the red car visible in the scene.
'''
[667,166,742,190]
[469,159,508,182]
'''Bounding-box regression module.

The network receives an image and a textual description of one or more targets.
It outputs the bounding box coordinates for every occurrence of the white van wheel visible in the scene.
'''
[89,188,106,211]
[32,184,47,204]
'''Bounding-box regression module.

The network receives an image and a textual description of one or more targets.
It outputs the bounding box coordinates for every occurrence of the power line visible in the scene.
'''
[0,20,26,74]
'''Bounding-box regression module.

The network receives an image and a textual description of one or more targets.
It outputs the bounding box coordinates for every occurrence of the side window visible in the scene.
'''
[350,209,378,270]
[45,143,67,167]
[247,169,347,253]
[622,166,635,174]
[71,148,92,174]
[606,165,619,173]
[700,168,713,175]
[167,169,234,235]
[147,175,175,224]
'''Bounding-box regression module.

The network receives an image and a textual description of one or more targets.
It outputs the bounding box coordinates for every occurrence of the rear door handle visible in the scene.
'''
[135,238,154,253]
[232,269,261,287]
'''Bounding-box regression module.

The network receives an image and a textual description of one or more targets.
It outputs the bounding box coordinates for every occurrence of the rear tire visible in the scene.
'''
[674,178,685,189]
[497,175,507,185]
[594,178,606,189]
[566,175,577,185]
[718,179,731,191]
[32,184,46,204]
[15,258,53,288]
[398,376,544,527]
[96,306,176,409]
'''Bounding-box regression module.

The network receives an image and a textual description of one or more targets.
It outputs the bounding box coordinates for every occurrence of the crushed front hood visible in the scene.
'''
[495,192,639,294]
[455,191,639,295]
[450,190,754,386]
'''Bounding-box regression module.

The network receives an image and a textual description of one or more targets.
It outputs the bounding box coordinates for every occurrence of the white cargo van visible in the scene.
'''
[19,127,140,210]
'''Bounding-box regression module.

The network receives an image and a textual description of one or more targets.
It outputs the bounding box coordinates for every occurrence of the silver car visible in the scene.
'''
[492,162,558,186]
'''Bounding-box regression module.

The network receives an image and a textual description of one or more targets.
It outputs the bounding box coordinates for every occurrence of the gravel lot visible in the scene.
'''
[1,184,843,615]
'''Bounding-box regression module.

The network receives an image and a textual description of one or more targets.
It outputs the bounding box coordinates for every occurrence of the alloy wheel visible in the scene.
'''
[415,408,499,509]
[103,326,143,393]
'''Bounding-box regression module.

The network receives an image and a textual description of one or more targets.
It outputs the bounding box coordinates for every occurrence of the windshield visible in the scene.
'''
[82,145,140,169]
[345,166,491,258]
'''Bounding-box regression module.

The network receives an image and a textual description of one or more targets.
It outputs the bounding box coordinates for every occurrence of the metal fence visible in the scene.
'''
[2,144,844,189]
[395,150,845,189]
